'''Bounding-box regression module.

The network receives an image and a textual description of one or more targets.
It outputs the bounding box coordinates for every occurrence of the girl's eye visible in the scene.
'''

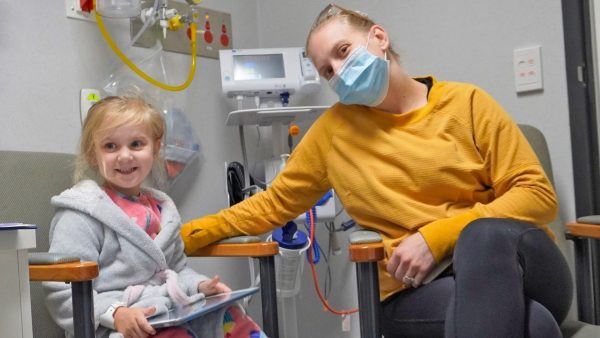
[324,66,334,79]
[131,140,144,148]
[103,143,117,151]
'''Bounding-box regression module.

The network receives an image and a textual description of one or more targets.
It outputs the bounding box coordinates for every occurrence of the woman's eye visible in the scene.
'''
[337,44,351,59]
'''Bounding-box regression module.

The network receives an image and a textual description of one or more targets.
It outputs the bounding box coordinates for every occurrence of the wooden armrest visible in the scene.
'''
[567,222,600,240]
[349,242,384,262]
[189,242,279,257]
[29,261,99,282]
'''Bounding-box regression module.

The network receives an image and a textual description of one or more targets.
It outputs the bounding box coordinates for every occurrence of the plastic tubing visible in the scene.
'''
[307,209,358,315]
[305,207,320,264]
[94,3,197,92]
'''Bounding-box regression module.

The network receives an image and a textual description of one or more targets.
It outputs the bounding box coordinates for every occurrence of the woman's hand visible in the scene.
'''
[198,275,232,296]
[386,232,436,288]
[113,306,156,338]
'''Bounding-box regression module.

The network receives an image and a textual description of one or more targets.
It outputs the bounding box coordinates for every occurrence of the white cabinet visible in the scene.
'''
[0,228,36,338]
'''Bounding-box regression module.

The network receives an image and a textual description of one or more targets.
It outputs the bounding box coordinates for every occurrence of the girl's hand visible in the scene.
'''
[113,306,156,338]
[386,232,436,288]
[198,275,232,296]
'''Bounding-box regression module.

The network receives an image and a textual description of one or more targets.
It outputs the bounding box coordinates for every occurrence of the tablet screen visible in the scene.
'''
[148,287,260,328]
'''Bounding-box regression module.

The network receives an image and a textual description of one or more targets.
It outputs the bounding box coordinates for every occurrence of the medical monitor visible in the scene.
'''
[233,54,285,80]
[219,47,320,99]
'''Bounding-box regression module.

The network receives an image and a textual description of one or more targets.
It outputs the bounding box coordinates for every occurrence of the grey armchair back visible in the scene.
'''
[0,151,78,337]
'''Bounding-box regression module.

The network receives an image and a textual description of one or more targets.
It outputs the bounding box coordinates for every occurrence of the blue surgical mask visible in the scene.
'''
[329,37,390,106]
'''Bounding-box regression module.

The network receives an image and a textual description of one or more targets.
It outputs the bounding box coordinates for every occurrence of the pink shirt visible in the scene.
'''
[104,186,162,239]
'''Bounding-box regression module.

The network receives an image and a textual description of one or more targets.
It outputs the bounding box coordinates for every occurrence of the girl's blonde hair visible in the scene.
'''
[306,3,399,60]
[74,94,166,186]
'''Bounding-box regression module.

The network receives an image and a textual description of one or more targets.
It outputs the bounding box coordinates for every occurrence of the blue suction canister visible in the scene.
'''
[272,221,308,249]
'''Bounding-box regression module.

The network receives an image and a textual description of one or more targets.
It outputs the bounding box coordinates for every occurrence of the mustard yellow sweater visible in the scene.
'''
[182,77,557,300]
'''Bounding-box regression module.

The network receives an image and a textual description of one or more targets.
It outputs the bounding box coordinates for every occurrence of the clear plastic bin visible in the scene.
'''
[275,241,310,298]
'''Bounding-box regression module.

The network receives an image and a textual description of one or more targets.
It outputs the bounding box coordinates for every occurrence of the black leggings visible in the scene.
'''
[381,218,573,338]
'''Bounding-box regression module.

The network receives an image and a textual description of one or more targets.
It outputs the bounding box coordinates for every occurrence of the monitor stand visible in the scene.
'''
[225,105,335,223]
[225,106,329,127]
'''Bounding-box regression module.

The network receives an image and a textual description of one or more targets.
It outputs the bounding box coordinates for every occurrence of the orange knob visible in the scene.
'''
[288,124,300,136]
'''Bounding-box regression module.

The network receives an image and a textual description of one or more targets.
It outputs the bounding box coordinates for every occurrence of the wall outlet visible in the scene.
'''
[80,89,101,124]
[513,46,543,93]
[65,0,95,22]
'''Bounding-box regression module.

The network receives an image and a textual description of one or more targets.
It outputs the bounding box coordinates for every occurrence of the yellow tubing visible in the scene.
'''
[94,9,197,92]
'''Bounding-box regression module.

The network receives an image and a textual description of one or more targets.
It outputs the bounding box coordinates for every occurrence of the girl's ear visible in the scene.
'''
[153,139,162,158]
[88,149,98,167]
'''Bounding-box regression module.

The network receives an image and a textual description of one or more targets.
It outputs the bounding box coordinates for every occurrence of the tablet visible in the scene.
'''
[423,257,453,284]
[148,287,260,328]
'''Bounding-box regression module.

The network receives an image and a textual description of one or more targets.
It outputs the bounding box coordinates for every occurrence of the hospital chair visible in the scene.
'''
[0,150,98,338]
[348,124,600,337]
[187,238,280,338]
[0,150,279,338]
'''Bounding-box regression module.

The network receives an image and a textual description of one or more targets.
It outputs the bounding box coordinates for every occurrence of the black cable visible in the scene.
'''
[227,162,245,205]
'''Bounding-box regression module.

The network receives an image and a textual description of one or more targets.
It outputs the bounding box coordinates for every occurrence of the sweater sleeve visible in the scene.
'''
[418,86,557,262]
[43,210,125,335]
[182,114,335,254]
[168,227,209,295]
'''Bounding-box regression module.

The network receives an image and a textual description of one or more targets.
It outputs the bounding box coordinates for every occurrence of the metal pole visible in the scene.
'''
[571,236,597,323]
[259,256,279,338]
[356,261,381,338]
[71,281,95,338]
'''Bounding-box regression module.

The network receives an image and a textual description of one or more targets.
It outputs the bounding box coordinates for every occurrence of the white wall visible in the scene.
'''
[0,1,574,338]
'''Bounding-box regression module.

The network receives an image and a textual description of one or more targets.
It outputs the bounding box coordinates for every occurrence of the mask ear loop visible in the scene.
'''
[365,28,373,49]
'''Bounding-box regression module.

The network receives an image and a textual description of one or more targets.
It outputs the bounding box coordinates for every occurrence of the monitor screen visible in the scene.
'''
[233,54,286,80]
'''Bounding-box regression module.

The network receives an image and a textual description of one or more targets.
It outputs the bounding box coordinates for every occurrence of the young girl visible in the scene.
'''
[43,95,265,338]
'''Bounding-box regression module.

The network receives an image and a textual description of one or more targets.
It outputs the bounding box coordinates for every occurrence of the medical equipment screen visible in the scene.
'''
[233,54,285,80]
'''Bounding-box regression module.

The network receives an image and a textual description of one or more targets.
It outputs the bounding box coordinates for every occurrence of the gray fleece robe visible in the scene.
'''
[43,180,226,338]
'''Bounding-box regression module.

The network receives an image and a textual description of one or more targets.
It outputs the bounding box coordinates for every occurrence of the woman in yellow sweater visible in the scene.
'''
[182,4,572,337]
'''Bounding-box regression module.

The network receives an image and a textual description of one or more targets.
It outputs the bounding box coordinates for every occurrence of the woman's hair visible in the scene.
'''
[306,3,399,60]
[74,94,166,186]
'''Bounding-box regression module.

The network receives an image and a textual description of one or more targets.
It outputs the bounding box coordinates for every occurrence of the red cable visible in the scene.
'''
[307,209,358,315]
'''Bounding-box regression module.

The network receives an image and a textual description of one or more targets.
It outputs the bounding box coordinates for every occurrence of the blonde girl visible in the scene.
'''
[44,95,262,338]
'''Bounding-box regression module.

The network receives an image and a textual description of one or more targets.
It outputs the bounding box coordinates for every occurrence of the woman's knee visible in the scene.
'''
[526,299,562,338]
[455,218,529,257]
[459,218,533,241]
[453,218,539,278]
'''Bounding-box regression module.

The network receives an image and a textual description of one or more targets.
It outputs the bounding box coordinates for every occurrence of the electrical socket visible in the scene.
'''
[80,89,101,124]
[65,0,96,22]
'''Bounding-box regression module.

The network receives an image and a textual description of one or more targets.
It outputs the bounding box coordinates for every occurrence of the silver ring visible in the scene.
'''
[402,275,415,285]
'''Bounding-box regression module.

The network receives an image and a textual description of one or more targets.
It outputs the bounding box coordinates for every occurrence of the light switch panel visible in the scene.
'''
[513,46,543,93]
